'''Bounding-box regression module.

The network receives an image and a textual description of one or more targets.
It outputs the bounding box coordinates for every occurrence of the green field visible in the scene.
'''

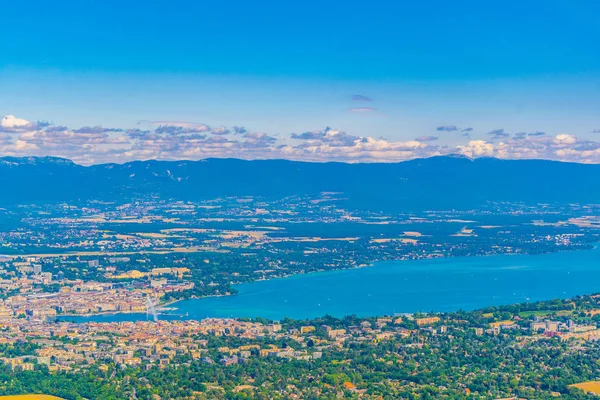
[0,396,63,400]
[518,310,573,318]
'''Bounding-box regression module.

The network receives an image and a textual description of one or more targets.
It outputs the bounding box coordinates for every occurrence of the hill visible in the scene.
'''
[1,155,599,210]
[0,396,63,400]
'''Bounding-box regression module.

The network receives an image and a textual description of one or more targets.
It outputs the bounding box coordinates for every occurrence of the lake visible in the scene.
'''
[59,247,600,323]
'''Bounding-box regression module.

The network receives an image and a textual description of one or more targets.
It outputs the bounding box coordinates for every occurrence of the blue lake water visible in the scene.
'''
[59,247,600,323]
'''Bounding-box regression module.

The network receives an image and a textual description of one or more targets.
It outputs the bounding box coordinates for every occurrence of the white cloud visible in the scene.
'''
[211,126,230,135]
[457,140,495,157]
[554,134,577,145]
[1,115,36,132]
[2,114,600,165]
[1,115,32,128]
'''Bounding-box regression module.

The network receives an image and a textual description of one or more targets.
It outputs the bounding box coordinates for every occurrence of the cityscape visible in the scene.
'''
[2,0,600,398]
[0,177,598,398]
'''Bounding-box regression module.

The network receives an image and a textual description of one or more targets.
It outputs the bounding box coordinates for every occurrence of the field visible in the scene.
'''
[571,381,600,394]
[518,310,573,318]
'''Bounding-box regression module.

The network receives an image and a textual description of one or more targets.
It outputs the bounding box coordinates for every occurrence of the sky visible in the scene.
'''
[1,0,600,164]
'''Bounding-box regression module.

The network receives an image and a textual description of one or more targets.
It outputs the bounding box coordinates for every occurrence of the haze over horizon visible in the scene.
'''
[2,0,600,164]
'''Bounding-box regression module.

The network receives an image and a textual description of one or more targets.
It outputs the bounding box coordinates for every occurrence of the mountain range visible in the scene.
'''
[1,155,599,211]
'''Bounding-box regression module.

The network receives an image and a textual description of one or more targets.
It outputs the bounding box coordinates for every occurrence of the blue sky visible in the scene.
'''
[1,0,600,164]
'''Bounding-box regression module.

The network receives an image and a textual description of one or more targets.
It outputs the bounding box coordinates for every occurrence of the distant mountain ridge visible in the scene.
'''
[0,156,76,166]
[1,155,599,210]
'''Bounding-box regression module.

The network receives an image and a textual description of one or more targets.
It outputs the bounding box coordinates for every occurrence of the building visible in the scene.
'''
[300,326,315,334]
[416,317,440,326]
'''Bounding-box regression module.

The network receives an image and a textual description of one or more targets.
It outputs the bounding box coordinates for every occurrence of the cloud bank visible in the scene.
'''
[1,115,600,165]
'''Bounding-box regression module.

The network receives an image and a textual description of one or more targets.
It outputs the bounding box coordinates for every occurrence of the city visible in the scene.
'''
[3,0,600,398]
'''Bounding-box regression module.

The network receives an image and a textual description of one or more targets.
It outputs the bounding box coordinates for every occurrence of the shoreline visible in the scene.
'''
[60,245,599,322]
[57,298,183,318]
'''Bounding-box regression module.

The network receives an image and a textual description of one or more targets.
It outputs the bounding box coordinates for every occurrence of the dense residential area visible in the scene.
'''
[3,296,600,398]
